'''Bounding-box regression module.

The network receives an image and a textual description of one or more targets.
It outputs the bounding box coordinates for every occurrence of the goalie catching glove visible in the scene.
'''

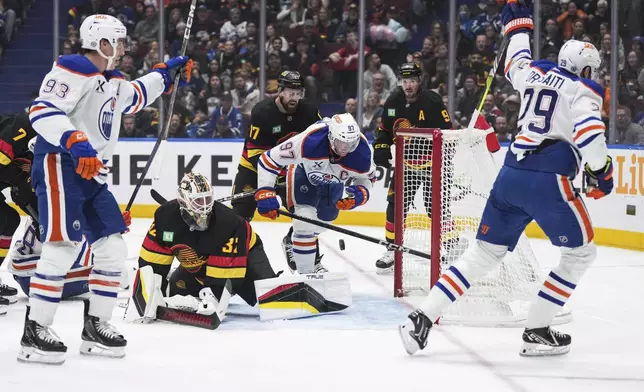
[336,185,369,210]
[128,266,231,329]
[584,156,613,200]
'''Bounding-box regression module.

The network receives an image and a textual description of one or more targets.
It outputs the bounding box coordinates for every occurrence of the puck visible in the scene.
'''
[339,239,346,251]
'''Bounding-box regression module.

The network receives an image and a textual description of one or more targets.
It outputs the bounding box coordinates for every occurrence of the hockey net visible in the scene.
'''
[393,128,571,327]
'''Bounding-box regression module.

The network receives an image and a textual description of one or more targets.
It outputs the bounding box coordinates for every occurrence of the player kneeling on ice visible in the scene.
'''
[399,0,612,357]
[128,172,351,327]
[255,113,376,275]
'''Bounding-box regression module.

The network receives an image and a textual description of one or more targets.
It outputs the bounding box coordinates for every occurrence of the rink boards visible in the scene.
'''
[2,139,643,251]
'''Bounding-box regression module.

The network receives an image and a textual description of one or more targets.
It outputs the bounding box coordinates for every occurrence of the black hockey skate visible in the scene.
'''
[0,279,18,304]
[375,250,394,274]
[282,230,327,273]
[398,309,433,355]
[520,326,571,357]
[18,306,67,365]
[80,300,127,358]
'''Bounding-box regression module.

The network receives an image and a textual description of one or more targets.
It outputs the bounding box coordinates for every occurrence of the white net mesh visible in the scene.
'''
[395,128,571,327]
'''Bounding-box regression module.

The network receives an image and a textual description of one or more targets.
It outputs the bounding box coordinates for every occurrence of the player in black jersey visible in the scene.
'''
[138,172,277,307]
[131,172,351,327]
[372,63,454,273]
[0,113,38,306]
[231,70,325,272]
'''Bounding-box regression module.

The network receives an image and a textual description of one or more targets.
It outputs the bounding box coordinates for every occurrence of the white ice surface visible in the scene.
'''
[1,218,643,392]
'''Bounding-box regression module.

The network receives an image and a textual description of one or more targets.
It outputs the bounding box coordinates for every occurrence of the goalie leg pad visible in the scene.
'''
[255,272,352,321]
[129,265,165,322]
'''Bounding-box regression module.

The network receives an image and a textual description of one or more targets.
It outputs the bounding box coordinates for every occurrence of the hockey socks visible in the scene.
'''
[419,240,506,322]
[88,268,122,320]
[292,232,317,274]
[526,268,579,329]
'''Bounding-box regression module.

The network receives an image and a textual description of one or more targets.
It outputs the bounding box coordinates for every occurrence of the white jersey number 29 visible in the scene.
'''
[518,88,560,134]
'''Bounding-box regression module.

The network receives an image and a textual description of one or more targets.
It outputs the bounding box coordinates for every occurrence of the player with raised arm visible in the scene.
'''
[18,14,190,364]
[372,63,453,274]
[231,71,324,271]
[399,0,611,357]
[255,113,376,275]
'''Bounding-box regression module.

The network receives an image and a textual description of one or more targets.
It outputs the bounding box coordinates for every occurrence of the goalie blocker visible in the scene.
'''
[127,172,350,328]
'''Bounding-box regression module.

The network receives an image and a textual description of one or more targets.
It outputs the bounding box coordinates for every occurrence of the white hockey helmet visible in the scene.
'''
[177,172,215,231]
[328,113,361,157]
[80,14,128,70]
[557,40,601,81]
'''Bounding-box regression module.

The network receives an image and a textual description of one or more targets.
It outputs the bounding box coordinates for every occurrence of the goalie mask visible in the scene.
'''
[177,172,214,231]
[328,113,361,157]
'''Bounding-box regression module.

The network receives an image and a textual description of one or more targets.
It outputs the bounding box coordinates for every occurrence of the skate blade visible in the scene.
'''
[398,325,421,356]
[376,266,394,275]
[17,346,66,365]
[519,342,570,357]
[80,341,126,358]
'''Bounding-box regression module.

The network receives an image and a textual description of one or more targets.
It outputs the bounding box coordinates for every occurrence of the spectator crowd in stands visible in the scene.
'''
[63,0,644,145]
[0,0,33,58]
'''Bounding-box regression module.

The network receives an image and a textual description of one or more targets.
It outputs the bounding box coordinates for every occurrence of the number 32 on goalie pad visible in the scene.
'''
[255,273,352,321]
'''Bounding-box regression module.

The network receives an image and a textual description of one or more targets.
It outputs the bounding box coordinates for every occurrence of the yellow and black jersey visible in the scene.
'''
[0,113,36,185]
[239,97,321,174]
[374,87,452,147]
[138,200,258,286]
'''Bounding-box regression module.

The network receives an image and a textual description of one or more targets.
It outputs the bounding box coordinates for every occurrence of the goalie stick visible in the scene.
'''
[124,0,197,212]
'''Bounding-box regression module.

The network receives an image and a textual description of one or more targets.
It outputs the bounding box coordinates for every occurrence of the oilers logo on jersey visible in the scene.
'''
[98,97,116,139]
[308,172,341,186]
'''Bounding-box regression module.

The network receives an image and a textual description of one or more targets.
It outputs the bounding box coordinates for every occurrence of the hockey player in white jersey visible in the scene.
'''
[399,0,613,357]
[19,14,191,364]
[255,113,376,274]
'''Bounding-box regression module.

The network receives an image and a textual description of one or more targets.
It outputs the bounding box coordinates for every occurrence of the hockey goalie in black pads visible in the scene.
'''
[129,172,351,328]
[0,113,38,308]
[230,70,326,273]
[372,63,454,273]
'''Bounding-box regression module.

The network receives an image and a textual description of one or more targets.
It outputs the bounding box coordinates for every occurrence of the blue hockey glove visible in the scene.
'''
[501,0,534,38]
[60,131,103,180]
[584,156,613,200]
[153,56,193,94]
[255,187,280,219]
[336,185,369,210]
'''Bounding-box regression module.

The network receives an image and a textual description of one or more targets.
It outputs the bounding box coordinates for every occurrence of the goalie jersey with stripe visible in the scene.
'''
[503,33,608,177]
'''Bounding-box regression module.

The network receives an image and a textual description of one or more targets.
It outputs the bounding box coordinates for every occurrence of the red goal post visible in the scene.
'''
[391,127,571,327]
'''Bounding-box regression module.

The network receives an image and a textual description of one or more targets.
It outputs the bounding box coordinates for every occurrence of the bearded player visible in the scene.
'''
[231,71,324,272]
[372,63,453,273]
[399,0,611,357]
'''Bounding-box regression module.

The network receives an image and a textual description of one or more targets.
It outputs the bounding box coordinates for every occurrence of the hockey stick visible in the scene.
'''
[150,184,286,206]
[276,209,431,259]
[149,189,429,258]
[467,0,525,130]
[124,0,197,212]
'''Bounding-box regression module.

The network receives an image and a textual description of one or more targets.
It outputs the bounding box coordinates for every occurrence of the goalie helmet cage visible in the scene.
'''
[392,128,572,327]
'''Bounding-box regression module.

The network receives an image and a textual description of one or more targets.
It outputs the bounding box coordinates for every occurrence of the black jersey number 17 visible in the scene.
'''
[249,126,260,140]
